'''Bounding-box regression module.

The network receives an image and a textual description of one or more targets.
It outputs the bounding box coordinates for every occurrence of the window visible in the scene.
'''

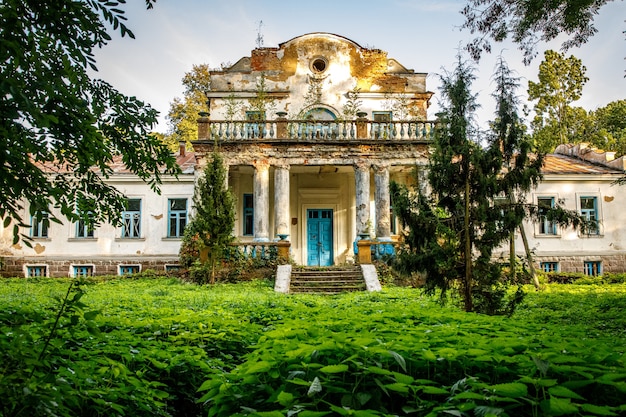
[168,198,187,237]
[165,264,181,273]
[76,213,95,238]
[31,212,49,238]
[26,265,47,277]
[372,111,392,139]
[122,198,141,238]
[580,196,599,235]
[538,197,557,235]
[541,262,559,273]
[243,193,254,236]
[584,261,601,276]
[73,265,94,277]
[310,57,328,73]
[119,265,140,275]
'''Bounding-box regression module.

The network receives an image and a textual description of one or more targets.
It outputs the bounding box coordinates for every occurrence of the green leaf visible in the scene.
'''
[579,403,618,416]
[548,385,585,400]
[389,350,407,372]
[421,385,448,395]
[246,360,272,374]
[254,412,284,417]
[307,377,322,397]
[319,364,349,374]
[541,397,579,416]
[299,412,331,417]
[488,382,528,398]
[276,391,294,406]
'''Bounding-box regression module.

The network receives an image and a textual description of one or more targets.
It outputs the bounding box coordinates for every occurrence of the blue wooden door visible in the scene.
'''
[307,209,333,266]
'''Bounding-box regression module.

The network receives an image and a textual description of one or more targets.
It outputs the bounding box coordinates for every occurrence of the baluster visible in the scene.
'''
[288,122,295,139]
[391,122,397,139]
[269,121,275,138]
[224,122,231,140]
[349,121,355,139]
[399,122,405,139]
[297,122,303,140]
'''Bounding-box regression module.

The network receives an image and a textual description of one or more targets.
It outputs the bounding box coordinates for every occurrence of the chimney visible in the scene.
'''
[178,141,186,157]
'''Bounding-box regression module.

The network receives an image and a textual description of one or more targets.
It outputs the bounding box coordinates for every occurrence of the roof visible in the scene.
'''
[542,144,626,176]
[35,150,197,176]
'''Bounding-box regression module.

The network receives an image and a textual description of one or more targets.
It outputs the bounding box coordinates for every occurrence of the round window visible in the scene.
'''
[311,57,327,73]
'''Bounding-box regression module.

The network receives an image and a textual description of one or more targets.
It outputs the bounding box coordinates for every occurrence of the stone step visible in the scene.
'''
[289,267,366,294]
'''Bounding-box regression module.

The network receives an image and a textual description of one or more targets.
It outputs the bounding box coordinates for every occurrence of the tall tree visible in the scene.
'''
[587,100,626,157]
[528,50,589,153]
[392,55,590,313]
[164,64,211,151]
[461,0,613,64]
[180,149,235,284]
[1,0,178,244]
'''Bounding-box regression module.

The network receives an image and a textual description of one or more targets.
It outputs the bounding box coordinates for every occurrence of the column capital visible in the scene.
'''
[253,159,270,171]
[372,163,391,173]
[273,162,291,171]
[354,160,371,171]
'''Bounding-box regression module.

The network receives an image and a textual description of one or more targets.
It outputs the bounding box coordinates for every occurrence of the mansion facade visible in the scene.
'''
[1,33,625,277]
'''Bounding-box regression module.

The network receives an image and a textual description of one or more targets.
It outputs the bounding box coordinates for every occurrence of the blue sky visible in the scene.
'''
[91,0,625,132]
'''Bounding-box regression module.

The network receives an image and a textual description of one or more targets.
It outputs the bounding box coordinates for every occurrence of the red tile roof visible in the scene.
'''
[543,153,625,175]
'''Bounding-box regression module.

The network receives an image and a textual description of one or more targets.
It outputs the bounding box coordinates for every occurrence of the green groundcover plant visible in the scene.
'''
[0,277,624,416]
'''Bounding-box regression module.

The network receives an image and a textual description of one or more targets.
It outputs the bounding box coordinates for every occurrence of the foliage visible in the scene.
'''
[0,0,178,245]
[528,50,589,153]
[0,278,625,416]
[248,72,276,118]
[164,64,212,150]
[342,86,363,119]
[461,0,613,64]
[391,56,590,314]
[586,100,626,157]
[180,149,235,284]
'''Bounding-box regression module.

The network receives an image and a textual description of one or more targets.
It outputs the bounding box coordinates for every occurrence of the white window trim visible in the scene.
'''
[575,192,603,237]
[534,193,561,237]
[70,264,95,277]
[24,264,49,278]
[118,264,142,275]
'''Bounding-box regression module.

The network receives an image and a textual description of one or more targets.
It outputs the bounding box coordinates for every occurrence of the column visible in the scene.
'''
[374,163,394,258]
[274,164,290,239]
[374,163,391,240]
[253,160,270,242]
[354,161,371,236]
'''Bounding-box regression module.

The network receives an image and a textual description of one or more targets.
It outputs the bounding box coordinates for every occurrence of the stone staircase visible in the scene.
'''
[289,266,366,294]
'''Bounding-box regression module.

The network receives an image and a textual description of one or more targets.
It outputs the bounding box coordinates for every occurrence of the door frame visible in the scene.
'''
[306,208,334,266]
[300,202,338,266]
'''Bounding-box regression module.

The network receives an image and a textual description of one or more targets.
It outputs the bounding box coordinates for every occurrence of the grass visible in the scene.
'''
[0,277,624,416]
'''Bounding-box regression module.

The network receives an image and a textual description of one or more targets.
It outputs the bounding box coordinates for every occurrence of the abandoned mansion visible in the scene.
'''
[1,33,625,278]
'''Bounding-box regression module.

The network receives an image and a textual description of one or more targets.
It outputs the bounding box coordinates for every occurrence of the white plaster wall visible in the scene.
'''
[511,175,626,257]
[5,175,195,259]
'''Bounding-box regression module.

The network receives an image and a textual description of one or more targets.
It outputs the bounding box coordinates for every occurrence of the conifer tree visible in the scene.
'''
[391,55,590,313]
[181,149,235,284]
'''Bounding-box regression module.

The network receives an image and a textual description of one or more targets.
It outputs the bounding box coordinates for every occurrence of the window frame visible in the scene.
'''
[72,264,94,277]
[75,212,95,238]
[119,265,141,275]
[584,261,601,276]
[167,198,188,238]
[121,198,142,239]
[577,194,602,236]
[31,211,49,238]
[540,262,559,273]
[25,264,48,277]
[537,196,558,236]
[242,193,254,236]
[372,111,393,139]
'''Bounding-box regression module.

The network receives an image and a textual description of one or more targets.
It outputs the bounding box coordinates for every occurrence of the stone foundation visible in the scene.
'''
[533,254,626,274]
[0,256,181,278]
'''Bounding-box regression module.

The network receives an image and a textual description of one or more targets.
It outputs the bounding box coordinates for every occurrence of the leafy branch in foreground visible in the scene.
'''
[0,0,178,245]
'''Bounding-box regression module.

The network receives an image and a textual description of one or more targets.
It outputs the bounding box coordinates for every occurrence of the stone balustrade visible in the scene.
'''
[199,118,437,142]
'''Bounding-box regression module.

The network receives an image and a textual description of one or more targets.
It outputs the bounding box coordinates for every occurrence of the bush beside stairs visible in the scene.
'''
[275,264,381,294]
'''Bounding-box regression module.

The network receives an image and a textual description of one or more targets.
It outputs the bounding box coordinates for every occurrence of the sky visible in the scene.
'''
[91,0,625,132]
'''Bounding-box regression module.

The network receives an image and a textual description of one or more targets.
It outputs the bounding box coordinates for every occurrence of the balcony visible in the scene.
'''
[197,116,437,143]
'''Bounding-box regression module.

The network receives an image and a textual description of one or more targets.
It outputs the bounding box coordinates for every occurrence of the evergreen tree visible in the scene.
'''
[391,55,590,314]
[180,149,235,284]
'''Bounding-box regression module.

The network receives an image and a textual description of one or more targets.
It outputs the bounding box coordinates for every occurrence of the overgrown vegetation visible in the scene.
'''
[0,277,624,416]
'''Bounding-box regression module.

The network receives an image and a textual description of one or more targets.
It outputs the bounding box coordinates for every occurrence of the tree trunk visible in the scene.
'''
[463,177,473,312]
[519,224,540,289]
[509,231,516,282]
